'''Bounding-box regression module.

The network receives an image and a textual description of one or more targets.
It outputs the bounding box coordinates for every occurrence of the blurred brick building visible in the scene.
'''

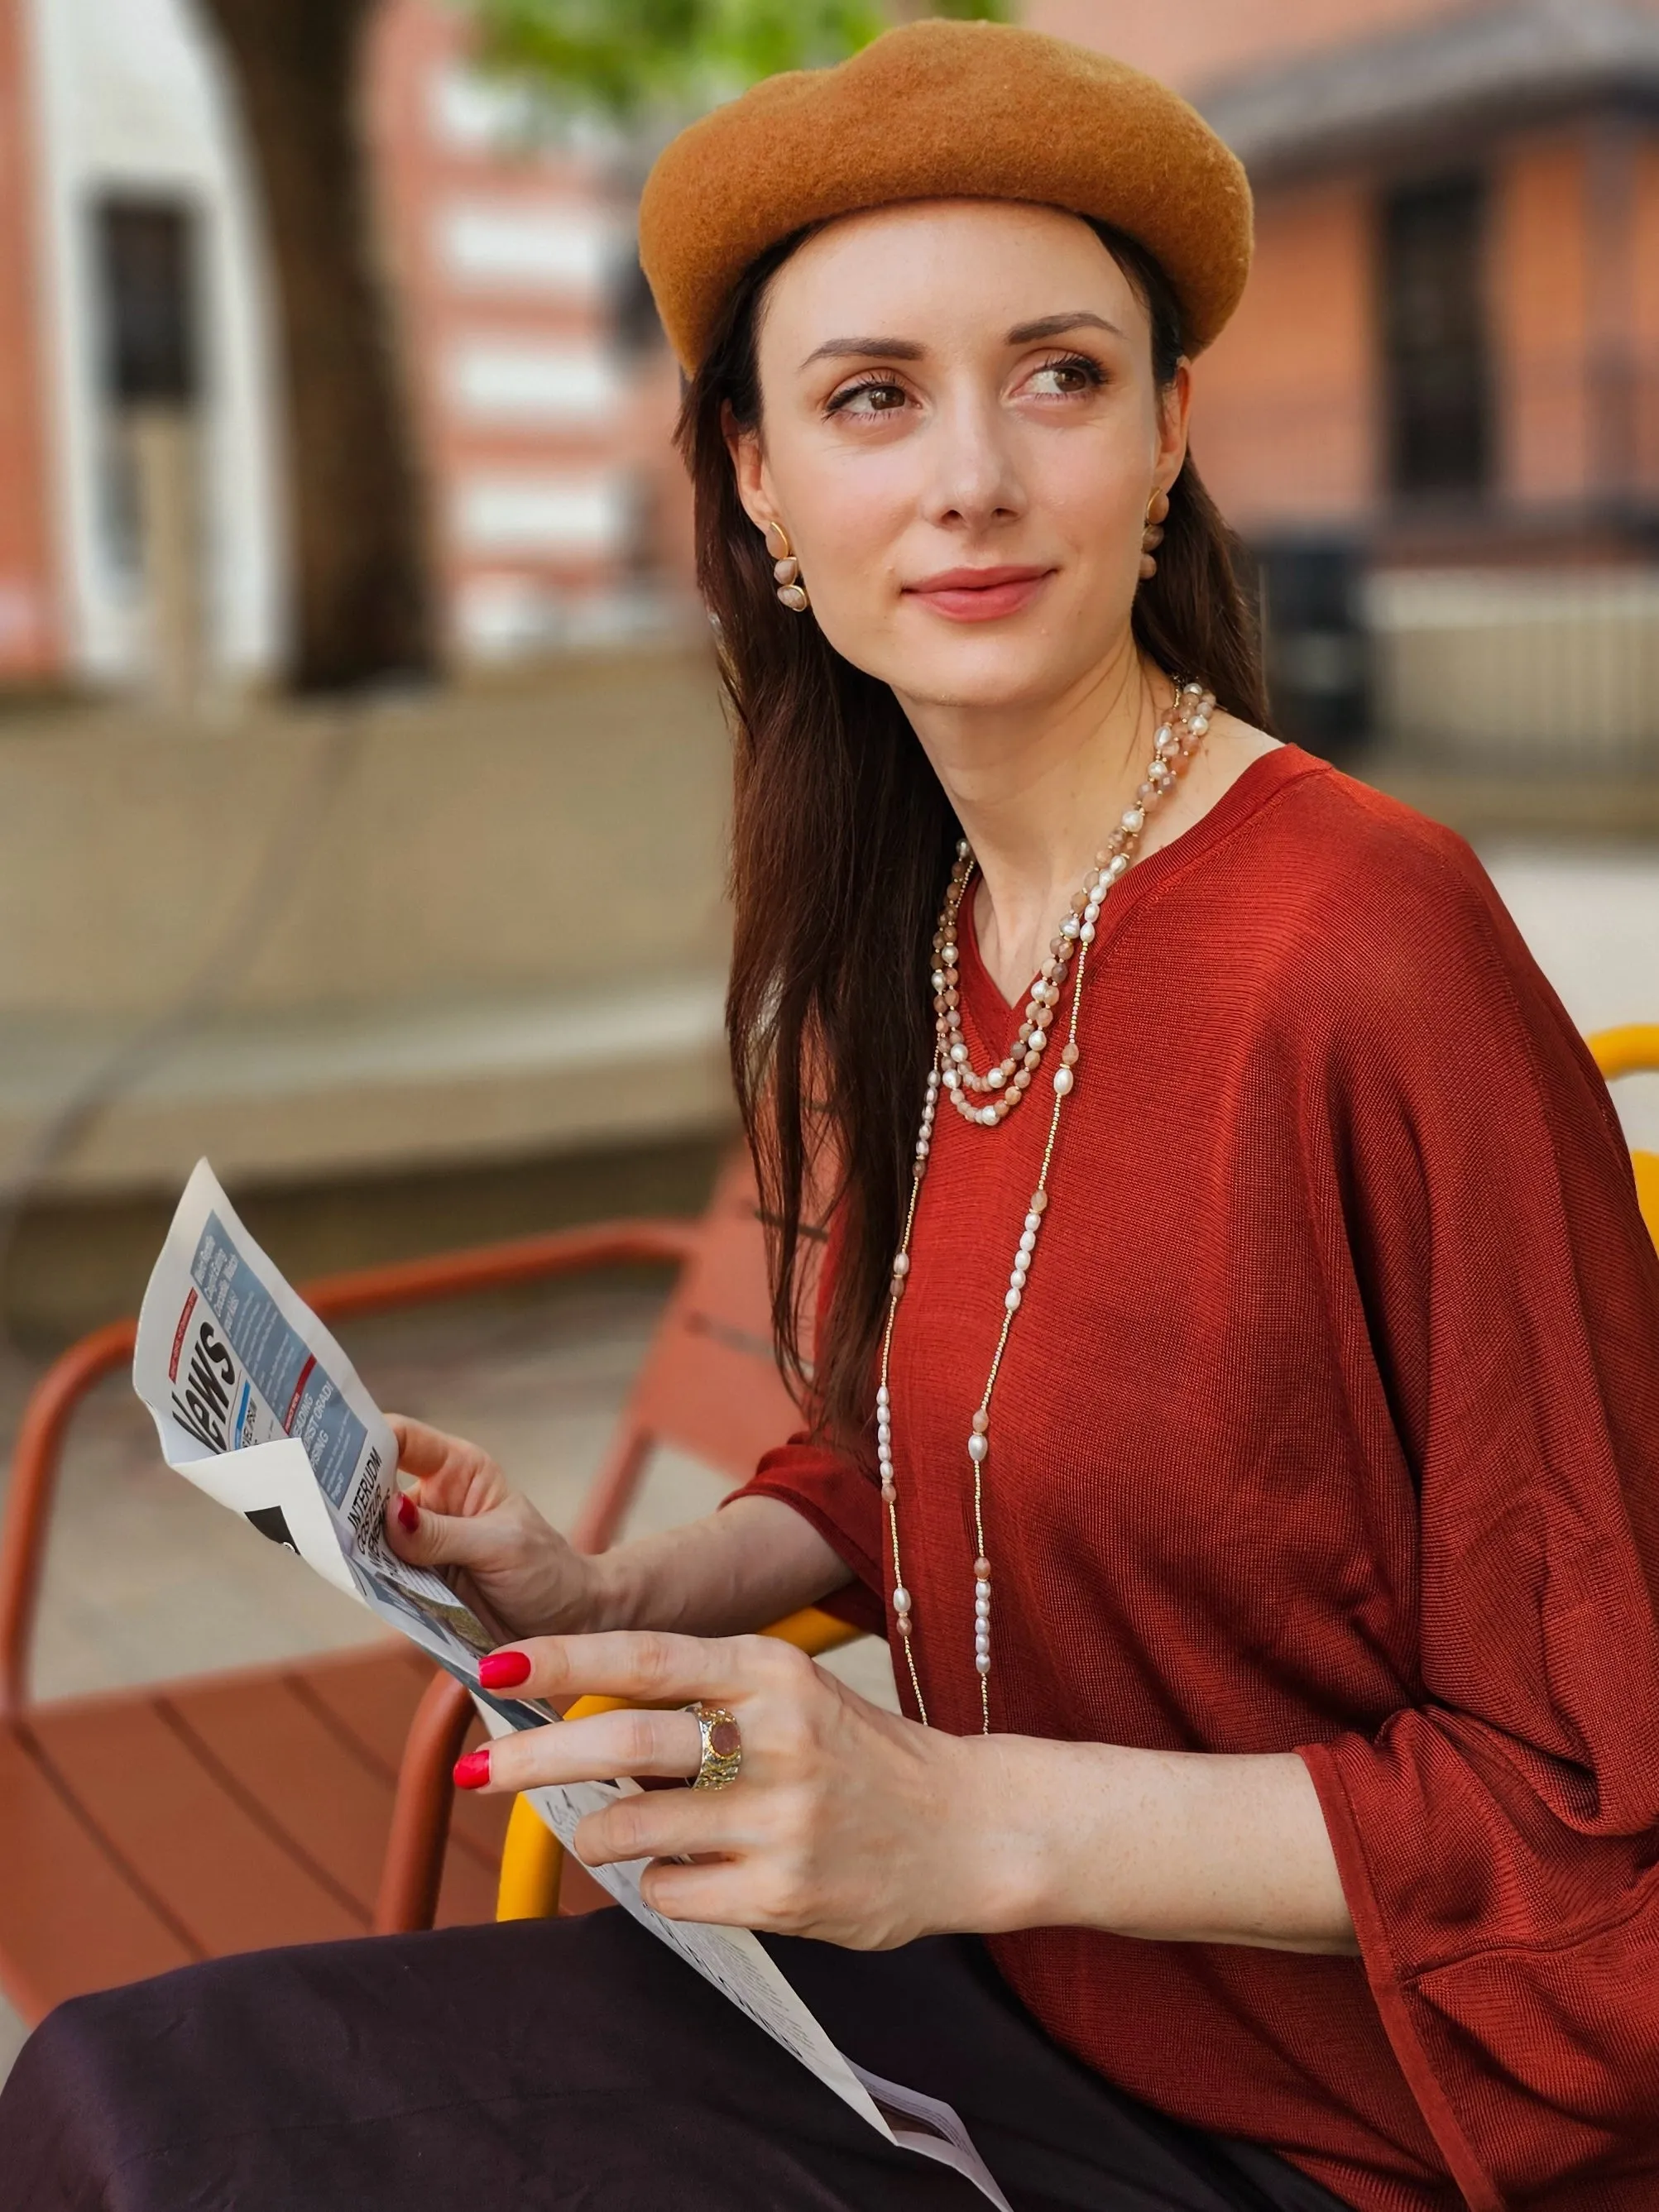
[369,3,688,664]
[1035,0,1659,549]
[0,0,680,693]
[1037,0,1659,764]
[1,0,1657,764]
[4,0,1659,1291]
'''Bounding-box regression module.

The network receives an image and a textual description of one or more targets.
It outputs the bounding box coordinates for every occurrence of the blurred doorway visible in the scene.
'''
[95,195,204,705]
[1379,174,1494,503]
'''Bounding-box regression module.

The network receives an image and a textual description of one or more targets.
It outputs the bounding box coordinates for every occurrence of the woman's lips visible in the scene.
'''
[904,565,1052,623]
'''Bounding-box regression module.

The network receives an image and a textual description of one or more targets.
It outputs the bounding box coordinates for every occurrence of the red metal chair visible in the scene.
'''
[0,1151,804,2026]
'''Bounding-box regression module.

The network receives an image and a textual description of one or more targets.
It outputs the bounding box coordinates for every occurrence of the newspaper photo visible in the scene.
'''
[132,1160,1011,2210]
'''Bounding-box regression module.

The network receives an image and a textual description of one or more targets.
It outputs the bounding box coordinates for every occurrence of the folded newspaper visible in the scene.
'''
[133,1161,1011,2210]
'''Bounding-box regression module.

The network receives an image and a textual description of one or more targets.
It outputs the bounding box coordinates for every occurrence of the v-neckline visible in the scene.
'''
[955,744,1320,1017]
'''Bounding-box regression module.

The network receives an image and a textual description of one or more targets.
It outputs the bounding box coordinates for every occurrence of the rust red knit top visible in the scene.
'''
[731,746,1659,2212]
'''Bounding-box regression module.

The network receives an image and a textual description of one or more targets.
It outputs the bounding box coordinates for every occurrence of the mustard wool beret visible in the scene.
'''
[638,18,1254,375]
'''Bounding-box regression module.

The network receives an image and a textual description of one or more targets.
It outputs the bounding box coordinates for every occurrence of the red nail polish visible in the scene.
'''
[478,1649,532,1690]
[453,1748,491,1790]
[396,1494,419,1533]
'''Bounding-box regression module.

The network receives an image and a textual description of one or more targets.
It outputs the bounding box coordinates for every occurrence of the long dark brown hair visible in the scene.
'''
[676,214,1271,1445]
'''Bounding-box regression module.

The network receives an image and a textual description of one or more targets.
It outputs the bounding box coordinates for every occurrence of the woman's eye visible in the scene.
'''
[827,379,910,419]
[1026,355,1103,397]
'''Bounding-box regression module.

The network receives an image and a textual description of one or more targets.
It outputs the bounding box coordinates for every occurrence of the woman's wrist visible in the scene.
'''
[543,1498,850,1644]
[573,1546,642,1634]
[526,1528,703,1640]
[928,1732,1060,1937]
[488,1537,618,1642]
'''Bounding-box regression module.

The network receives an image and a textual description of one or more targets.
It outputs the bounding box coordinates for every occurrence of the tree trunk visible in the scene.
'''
[196,0,437,692]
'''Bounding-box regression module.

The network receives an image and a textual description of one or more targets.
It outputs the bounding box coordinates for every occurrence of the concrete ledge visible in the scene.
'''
[1364,755,1659,840]
[0,648,736,1026]
[0,651,741,1200]
[3,1132,729,1348]
[0,972,733,1197]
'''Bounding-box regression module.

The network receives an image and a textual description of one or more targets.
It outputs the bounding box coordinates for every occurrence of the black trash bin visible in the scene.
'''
[1251,538,1372,762]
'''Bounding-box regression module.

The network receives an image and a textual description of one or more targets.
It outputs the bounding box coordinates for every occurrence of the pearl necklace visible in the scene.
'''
[876,680,1215,1731]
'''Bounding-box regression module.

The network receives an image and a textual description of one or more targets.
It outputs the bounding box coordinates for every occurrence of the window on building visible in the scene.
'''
[1379,175,1492,499]
[95,198,200,407]
[93,197,206,692]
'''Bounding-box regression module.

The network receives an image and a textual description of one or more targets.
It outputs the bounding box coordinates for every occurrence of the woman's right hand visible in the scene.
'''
[381,1414,597,1645]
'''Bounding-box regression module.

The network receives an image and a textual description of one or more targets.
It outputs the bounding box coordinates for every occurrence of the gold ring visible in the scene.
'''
[686,1702,742,1790]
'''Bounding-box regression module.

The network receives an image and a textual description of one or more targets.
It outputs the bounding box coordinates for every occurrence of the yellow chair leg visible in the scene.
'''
[496,1791,565,1921]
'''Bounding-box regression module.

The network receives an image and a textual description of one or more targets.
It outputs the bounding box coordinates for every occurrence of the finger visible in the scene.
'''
[573,1787,749,1870]
[385,1495,520,1577]
[386,1416,507,1515]
[457,1709,703,1795]
[386,1414,460,1478]
[638,1860,774,1929]
[483,1629,803,1711]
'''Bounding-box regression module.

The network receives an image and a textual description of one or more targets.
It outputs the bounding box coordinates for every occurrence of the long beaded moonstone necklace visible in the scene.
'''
[875,678,1215,1731]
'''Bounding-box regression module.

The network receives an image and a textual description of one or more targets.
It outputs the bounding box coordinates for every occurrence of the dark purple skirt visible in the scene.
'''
[0,1909,1351,2210]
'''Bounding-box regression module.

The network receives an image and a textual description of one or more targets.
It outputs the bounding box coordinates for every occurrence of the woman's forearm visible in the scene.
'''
[545,1507,1354,1952]
[958,1734,1356,1955]
[580,1494,851,1638]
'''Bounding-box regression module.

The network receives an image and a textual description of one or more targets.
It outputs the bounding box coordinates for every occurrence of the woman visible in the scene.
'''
[5,22,1658,2211]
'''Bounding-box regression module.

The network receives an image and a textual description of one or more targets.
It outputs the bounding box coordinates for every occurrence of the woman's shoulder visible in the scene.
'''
[1209,739,1508,951]
[1167,716,1484,905]
[1174,738,1562,1055]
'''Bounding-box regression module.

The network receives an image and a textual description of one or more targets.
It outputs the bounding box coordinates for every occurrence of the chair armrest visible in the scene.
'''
[753,1606,871,1659]
[494,1605,869,1923]
[0,1214,699,1719]
[0,1319,138,1720]
[1588,1025,1659,1081]
[374,1669,477,1933]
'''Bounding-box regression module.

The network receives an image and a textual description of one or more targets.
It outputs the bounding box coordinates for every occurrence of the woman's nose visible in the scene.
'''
[919,393,1024,531]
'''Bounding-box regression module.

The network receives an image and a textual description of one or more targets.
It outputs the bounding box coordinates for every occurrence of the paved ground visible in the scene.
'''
[2,837,1656,2079]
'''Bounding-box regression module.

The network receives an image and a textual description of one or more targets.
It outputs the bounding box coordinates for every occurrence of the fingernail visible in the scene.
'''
[478,1649,532,1690]
[453,1748,491,1790]
[396,1493,420,1533]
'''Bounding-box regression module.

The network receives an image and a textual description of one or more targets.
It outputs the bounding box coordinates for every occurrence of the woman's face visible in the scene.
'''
[731,199,1189,716]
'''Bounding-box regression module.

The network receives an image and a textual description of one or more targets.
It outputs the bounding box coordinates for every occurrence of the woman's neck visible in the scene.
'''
[897,637,1172,1005]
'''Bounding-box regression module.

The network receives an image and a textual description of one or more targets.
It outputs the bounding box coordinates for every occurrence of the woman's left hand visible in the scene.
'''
[459,1630,1009,1950]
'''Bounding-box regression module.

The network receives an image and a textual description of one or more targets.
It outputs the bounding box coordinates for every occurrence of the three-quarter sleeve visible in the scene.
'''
[731,1432,887,1635]
[1296,845,1659,2209]
[721,1209,888,1635]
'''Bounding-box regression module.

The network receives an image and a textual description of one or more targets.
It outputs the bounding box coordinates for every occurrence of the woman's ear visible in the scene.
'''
[1153,360,1193,494]
[722,401,774,536]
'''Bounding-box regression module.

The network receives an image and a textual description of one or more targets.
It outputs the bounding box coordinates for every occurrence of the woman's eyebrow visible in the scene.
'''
[798,336,925,370]
[798,310,1123,372]
[1005,310,1123,344]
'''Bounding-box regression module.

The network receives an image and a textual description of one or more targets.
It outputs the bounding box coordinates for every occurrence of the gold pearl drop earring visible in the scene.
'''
[1139,488,1170,580]
[765,521,810,612]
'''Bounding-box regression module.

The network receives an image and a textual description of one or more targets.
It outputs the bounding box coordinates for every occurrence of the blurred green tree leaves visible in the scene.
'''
[468,0,1009,122]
